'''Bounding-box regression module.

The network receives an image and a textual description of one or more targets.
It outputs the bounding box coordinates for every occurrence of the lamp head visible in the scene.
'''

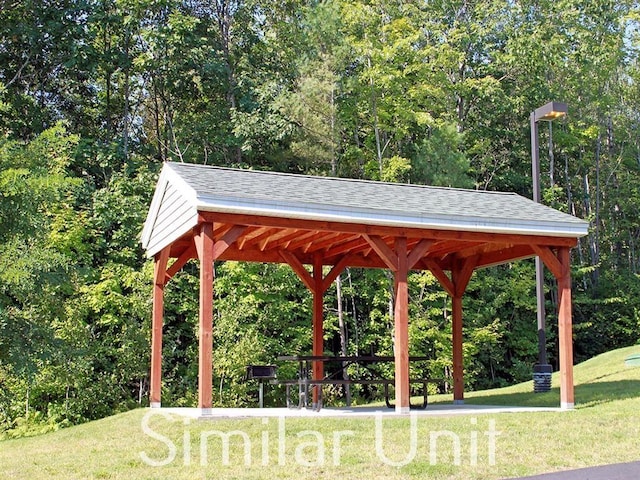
[533,101,568,122]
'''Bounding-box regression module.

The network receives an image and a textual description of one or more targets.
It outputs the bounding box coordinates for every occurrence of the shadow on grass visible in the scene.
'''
[573,380,640,408]
[430,380,640,409]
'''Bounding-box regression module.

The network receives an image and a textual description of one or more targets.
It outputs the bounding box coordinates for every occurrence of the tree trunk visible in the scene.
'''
[347,268,359,355]
[594,134,601,288]
[152,83,164,161]
[330,85,337,175]
[123,25,130,161]
[583,171,598,289]
[216,0,241,164]
[336,275,351,406]
[104,24,112,139]
[367,54,383,177]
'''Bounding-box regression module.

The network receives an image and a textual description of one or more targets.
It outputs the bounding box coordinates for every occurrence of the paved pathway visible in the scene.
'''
[513,461,640,479]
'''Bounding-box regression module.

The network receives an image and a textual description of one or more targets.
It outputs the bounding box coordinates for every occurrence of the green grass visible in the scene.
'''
[2,346,640,480]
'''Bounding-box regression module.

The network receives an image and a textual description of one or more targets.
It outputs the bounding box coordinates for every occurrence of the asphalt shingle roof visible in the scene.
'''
[164,162,588,238]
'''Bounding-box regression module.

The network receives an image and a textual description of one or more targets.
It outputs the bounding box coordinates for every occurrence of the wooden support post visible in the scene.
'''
[450,256,476,405]
[312,254,324,407]
[281,252,349,408]
[557,247,574,409]
[150,247,169,408]
[394,238,410,413]
[196,222,215,413]
[452,295,464,404]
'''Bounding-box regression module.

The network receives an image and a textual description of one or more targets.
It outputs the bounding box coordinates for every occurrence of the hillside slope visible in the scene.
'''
[1,345,639,480]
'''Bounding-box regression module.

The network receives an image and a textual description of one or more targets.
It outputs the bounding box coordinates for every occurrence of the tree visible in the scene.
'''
[0,125,81,425]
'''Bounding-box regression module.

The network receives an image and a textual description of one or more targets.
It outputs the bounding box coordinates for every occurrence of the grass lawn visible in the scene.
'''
[2,346,640,479]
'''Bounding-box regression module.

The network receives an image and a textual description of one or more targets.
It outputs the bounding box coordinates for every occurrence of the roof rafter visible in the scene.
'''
[258,228,298,252]
[237,226,270,249]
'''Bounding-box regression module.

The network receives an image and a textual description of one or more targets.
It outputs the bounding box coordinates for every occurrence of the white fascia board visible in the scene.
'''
[195,195,590,239]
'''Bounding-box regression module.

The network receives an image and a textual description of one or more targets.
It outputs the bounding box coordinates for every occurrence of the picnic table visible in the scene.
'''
[272,355,444,411]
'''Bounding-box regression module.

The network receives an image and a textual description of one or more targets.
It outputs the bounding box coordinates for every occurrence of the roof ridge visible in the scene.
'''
[165,161,515,196]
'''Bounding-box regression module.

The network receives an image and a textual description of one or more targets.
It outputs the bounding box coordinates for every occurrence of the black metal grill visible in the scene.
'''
[246,365,277,380]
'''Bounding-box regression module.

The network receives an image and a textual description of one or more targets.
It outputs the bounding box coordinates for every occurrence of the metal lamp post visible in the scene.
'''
[530,101,568,393]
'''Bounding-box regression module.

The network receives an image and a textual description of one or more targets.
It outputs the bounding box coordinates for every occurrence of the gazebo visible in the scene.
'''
[141,162,589,414]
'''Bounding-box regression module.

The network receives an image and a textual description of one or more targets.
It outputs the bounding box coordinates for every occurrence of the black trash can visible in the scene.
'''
[533,363,552,393]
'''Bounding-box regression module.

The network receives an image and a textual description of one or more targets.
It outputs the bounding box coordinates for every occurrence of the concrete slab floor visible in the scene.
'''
[155,404,565,420]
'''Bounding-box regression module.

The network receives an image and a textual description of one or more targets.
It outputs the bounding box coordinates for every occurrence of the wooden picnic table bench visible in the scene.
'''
[272,355,445,411]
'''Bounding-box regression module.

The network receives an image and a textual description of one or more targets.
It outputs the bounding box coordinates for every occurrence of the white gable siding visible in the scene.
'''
[145,181,199,257]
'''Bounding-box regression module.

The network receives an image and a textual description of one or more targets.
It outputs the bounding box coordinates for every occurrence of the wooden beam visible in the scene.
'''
[195,222,215,410]
[238,227,278,250]
[423,259,455,297]
[212,242,537,275]
[279,250,314,291]
[428,240,483,258]
[474,245,535,270]
[394,237,410,413]
[258,229,299,251]
[237,226,269,249]
[212,222,233,238]
[324,252,388,270]
[212,225,247,260]
[453,255,478,297]
[150,247,170,408]
[304,232,347,253]
[531,245,563,279]
[456,242,510,259]
[199,211,579,247]
[407,239,435,269]
[557,247,574,409]
[322,256,350,293]
[324,235,371,258]
[166,243,196,281]
[302,232,341,253]
[283,230,321,251]
[169,239,194,257]
[220,246,310,265]
[363,234,398,271]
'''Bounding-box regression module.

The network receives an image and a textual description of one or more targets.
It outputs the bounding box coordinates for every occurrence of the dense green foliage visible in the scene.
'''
[1,0,640,435]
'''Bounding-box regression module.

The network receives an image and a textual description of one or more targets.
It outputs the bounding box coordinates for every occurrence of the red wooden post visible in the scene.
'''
[394,237,410,413]
[150,248,169,408]
[280,252,350,408]
[452,295,464,404]
[312,254,324,407]
[450,256,475,405]
[196,222,215,412]
[558,247,574,409]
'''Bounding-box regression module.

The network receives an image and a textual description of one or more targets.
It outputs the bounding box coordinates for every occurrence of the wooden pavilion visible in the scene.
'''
[141,162,589,413]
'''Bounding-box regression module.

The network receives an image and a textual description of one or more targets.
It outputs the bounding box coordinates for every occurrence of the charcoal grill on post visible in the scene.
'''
[245,365,277,408]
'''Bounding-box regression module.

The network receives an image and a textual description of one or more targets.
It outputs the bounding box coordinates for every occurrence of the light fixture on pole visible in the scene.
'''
[530,101,568,393]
